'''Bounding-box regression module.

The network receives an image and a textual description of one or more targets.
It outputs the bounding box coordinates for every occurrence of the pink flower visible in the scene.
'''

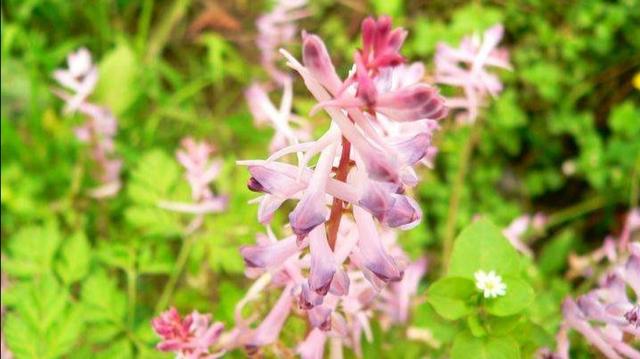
[53,49,122,199]
[435,24,511,123]
[152,308,225,359]
[548,212,640,359]
[234,15,444,357]
[255,0,308,86]
[502,213,547,257]
[158,138,228,232]
[53,48,98,113]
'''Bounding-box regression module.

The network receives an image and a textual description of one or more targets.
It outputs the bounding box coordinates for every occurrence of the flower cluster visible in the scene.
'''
[53,48,122,198]
[246,0,311,153]
[435,24,511,123]
[230,222,427,357]
[152,307,225,359]
[158,138,228,233]
[233,15,445,356]
[543,210,640,359]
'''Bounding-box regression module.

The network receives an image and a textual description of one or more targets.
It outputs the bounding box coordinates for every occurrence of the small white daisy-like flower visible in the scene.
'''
[474,270,507,298]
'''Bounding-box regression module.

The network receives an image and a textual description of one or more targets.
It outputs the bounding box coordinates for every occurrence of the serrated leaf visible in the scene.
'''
[138,243,174,274]
[3,276,83,359]
[448,219,521,279]
[126,149,185,236]
[427,277,476,320]
[81,271,127,324]
[4,222,61,278]
[56,231,91,285]
[451,331,520,359]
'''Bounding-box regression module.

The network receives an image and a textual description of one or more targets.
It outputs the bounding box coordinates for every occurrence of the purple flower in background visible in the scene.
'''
[53,48,122,199]
[53,48,98,113]
[255,0,308,86]
[435,24,511,123]
[152,307,225,359]
[546,211,640,359]
[159,137,228,233]
[247,0,312,154]
[503,213,547,257]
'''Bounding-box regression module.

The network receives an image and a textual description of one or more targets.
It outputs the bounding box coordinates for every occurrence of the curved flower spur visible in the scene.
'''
[236,15,446,356]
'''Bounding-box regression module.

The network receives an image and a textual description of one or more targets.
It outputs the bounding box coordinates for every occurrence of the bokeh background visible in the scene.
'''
[1,0,639,358]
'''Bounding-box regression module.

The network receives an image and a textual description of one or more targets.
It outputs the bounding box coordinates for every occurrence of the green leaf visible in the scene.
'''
[3,276,83,359]
[486,315,523,336]
[4,222,61,278]
[94,41,140,115]
[125,149,184,236]
[81,270,127,324]
[427,277,476,320]
[449,219,521,279]
[486,277,535,317]
[95,339,134,359]
[55,231,91,285]
[451,331,520,359]
[138,243,174,274]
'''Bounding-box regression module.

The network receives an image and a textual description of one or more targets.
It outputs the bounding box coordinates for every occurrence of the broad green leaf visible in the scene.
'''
[449,219,521,279]
[467,314,487,337]
[94,42,140,115]
[451,331,520,359]
[486,315,523,336]
[56,231,91,285]
[427,277,476,320]
[4,222,61,278]
[486,277,535,317]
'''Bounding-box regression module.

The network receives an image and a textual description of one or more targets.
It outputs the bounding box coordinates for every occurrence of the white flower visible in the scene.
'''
[474,270,507,298]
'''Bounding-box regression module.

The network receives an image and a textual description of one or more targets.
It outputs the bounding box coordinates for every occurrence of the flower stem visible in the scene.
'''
[155,234,196,313]
[327,137,351,250]
[442,122,483,272]
[126,250,137,329]
[544,194,608,230]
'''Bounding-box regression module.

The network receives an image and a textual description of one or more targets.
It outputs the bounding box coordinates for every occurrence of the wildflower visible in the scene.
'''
[53,48,98,113]
[474,270,507,298]
[435,24,511,123]
[234,15,443,357]
[158,138,228,232]
[53,48,122,199]
[255,0,308,85]
[547,211,640,359]
[502,213,547,257]
[152,307,225,359]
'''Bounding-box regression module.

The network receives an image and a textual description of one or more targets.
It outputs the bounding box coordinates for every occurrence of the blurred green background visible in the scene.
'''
[1,0,639,358]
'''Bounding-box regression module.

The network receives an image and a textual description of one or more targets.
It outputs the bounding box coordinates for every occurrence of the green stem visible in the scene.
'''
[126,248,137,329]
[441,122,483,273]
[630,155,640,208]
[155,235,196,313]
[136,0,155,54]
[544,195,608,230]
[145,0,191,63]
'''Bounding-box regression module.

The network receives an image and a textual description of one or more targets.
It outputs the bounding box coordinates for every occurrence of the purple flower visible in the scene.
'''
[232,15,446,357]
[435,24,511,123]
[550,211,640,359]
[53,49,122,199]
[158,138,228,232]
[152,307,225,359]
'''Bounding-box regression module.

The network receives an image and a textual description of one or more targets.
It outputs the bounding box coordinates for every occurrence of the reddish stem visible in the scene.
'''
[326,136,351,250]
